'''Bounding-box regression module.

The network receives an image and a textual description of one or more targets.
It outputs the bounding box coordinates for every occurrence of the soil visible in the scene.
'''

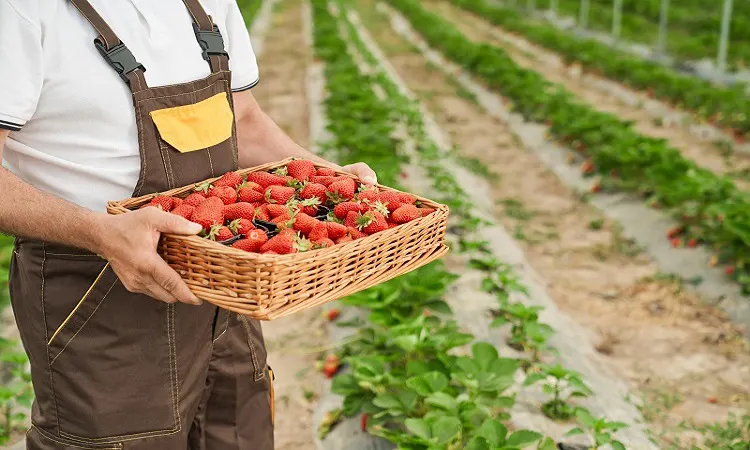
[355,1,750,446]
[427,0,750,190]
[251,0,325,448]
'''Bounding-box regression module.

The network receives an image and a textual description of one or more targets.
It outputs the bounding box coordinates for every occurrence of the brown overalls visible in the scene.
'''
[8,1,274,448]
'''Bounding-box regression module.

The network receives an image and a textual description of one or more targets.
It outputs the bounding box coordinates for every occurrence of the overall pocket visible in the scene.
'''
[43,250,178,443]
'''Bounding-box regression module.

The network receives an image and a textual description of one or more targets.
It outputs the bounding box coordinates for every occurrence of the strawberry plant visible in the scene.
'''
[523,364,592,421]
[566,408,629,450]
[0,338,32,444]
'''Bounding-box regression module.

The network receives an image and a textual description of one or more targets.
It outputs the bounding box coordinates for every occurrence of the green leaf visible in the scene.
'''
[372,394,402,410]
[538,437,557,450]
[478,418,508,446]
[405,418,432,441]
[611,441,627,450]
[565,427,585,437]
[393,335,419,352]
[425,392,459,411]
[505,430,543,447]
[522,373,546,386]
[431,416,462,445]
[575,408,596,428]
[472,342,499,370]
[601,421,629,431]
[466,436,491,450]
[425,300,453,315]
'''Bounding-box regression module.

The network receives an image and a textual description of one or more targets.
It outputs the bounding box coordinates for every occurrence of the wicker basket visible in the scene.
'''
[107,158,450,320]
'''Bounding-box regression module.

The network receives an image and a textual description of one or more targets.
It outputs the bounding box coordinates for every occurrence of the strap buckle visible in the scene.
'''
[193,23,229,62]
[94,39,146,83]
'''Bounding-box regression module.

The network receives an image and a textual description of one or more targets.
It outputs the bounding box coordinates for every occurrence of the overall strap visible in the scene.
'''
[182,0,231,73]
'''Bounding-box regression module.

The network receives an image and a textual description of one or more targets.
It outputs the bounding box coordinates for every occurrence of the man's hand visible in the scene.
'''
[341,162,378,185]
[97,208,203,306]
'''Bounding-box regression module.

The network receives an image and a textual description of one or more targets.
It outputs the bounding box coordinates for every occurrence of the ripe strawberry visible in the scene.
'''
[388,222,399,229]
[326,222,348,239]
[725,266,735,276]
[247,171,286,189]
[310,175,337,187]
[267,204,290,219]
[420,207,436,216]
[348,227,367,240]
[316,167,336,177]
[361,211,388,234]
[396,192,416,205]
[322,365,338,379]
[193,181,213,197]
[224,202,255,221]
[263,250,278,255]
[336,235,353,244]
[334,202,365,219]
[209,185,237,205]
[300,183,327,201]
[260,233,311,254]
[228,218,255,236]
[581,160,595,175]
[240,181,264,192]
[207,225,234,241]
[707,396,718,404]
[670,238,681,248]
[326,178,357,203]
[232,229,269,252]
[293,197,321,216]
[171,198,184,209]
[344,211,360,229]
[171,204,195,220]
[308,223,329,241]
[149,196,175,211]
[293,213,321,235]
[313,238,335,249]
[360,413,368,432]
[377,191,403,212]
[666,226,683,238]
[591,182,602,193]
[265,186,296,205]
[327,308,340,321]
[272,213,294,230]
[322,354,340,379]
[391,204,421,224]
[183,193,206,207]
[238,186,265,203]
[286,159,317,182]
[254,204,270,222]
[192,197,224,230]
[687,239,698,248]
[213,171,244,189]
[357,187,379,204]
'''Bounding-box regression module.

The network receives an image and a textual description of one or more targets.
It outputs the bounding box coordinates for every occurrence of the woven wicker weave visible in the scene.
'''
[107,158,450,320]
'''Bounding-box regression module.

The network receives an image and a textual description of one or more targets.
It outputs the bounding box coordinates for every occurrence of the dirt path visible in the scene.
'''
[427,0,750,189]
[251,1,324,448]
[356,1,750,447]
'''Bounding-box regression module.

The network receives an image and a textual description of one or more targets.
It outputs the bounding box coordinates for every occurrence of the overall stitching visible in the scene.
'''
[40,244,63,436]
[238,315,264,381]
[68,2,113,50]
[211,312,230,343]
[133,98,147,197]
[32,425,122,449]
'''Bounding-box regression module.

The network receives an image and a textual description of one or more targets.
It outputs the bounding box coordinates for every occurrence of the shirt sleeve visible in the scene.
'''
[0,0,43,131]
[221,1,260,92]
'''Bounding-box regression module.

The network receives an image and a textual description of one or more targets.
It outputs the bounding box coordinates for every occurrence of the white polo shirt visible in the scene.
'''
[0,0,260,212]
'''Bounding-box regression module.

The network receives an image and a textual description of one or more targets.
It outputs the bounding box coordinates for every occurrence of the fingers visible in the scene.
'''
[342,162,378,185]
[150,257,202,305]
[146,208,203,235]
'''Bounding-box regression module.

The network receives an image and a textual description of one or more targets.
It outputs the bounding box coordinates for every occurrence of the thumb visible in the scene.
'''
[151,210,203,235]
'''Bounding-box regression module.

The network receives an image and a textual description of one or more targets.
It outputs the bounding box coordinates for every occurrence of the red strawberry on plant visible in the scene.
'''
[255,204,270,222]
[228,218,255,236]
[247,171,286,189]
[171,204,195,220]
[326,177,357,203]
[232,229,269,252]
[238,186,265,203]
[327,308,340,321]
[265,185,296,205]
[267,204,290,219]
[360,414,368,432]
[192,196,224,230]
[293,213,321,235]
[208,225,234,242]
[666,226,683,239]
[308,223,329,241]
[334,202,364,220]
[687,239,698,248]
[149,196,175,211]
[300,182,327,201]
[725,266,735,276]
[287,159,317,182]
[184,193,206,207]
[209,185,237,205]
[316,167,336,177]
[670,238,681,248]
[310,175,337,186]
[326,222,348,240]
[213,171,244,189]
[224,202,256,221]
[391,204,421,224]
[322,354,340,379]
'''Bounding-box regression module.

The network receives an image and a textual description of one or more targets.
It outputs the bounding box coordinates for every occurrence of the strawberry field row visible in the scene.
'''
[312,1,633,448]
[388,0,750,296]
[446,0,750,139]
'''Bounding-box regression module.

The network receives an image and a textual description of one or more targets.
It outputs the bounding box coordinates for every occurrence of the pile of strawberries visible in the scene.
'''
[142,159,435,255]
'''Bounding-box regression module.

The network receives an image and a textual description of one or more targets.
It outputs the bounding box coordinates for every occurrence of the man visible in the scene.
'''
[0,0,376,448]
